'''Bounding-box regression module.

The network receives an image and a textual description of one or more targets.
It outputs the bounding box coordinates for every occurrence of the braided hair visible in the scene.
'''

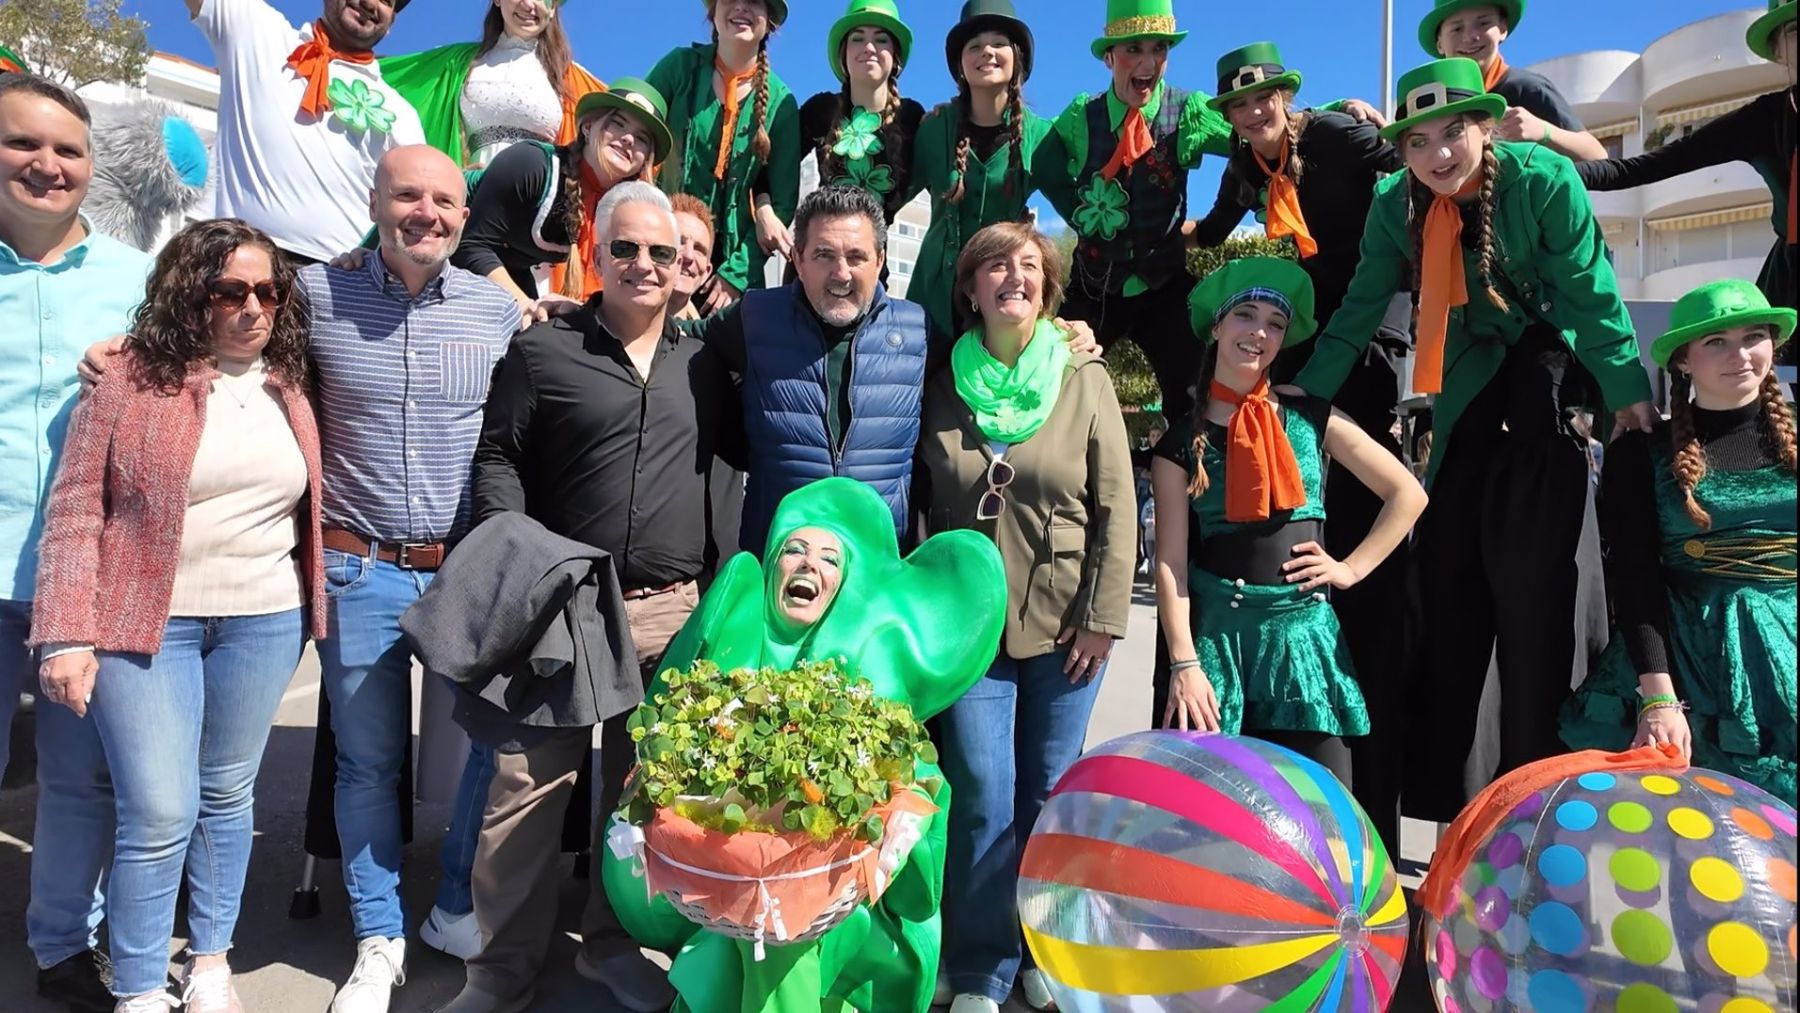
[1185,343,1223,499]
[558,144,587,298]
[943,57,1027,204]
[749,36,773,163]
[1667,355,1800,530]
[1404,117,1509,315]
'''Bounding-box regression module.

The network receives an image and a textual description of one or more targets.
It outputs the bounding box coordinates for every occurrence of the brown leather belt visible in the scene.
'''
[622,581,686,601]
[321,526,448,571]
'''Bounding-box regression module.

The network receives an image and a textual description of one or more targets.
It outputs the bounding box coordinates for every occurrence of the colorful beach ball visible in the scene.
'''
[1425,768,1798,1013]
[1018,731,1409,1011]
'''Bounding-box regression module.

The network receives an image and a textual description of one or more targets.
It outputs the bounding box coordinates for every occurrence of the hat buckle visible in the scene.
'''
[1231,65,1269,90]
[1403,81,1450,118]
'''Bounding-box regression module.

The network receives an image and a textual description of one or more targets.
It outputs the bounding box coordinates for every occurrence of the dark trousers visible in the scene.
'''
[1061,274,1201,420]
[1406,329,1593,820]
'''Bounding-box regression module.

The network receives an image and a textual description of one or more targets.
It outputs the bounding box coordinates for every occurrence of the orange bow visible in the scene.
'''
[1255,138,1317,259]
[1100,106,1155,181]
[712,56,753,180]
[1414,175,1482,395]
[286,20,375,120]
[1480,53,1508,92]
[1211,378,1307,523]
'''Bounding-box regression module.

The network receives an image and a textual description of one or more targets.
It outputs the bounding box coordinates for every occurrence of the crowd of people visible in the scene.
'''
[0,0,1794,1012]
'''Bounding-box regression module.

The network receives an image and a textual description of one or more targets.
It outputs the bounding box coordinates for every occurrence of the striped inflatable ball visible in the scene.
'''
[1018,731,1409,1011]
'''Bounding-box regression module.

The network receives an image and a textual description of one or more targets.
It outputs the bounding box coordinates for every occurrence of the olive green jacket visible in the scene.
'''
[1295,141,1652,486]
[916,352,1136,658]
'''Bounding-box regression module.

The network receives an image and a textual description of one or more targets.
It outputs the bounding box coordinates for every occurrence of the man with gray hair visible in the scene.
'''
[458,179,738,1013]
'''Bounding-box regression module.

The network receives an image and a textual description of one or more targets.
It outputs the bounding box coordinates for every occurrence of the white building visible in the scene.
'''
[1526,8,1786,300]
[77,51,222,251]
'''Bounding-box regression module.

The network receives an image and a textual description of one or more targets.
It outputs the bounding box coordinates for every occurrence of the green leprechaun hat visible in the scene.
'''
[700,0,788,28]
[1748,0,1796,61]
[1208,42,1303,110]
[946,0,1034,83]
[1090,0,1188,60]
[574,78,674,164]
[1189,256,1319,345]
[0,45,30,75]
[1418,0,1526,57]
[1380,58,1508,141]
[1652,279,1796,369]
[828,0,914,83]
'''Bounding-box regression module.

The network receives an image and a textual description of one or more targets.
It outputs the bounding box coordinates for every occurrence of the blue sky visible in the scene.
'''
[131,0,1755,228]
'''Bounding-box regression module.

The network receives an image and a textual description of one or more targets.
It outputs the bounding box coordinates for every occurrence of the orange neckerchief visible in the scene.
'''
[1254,137,1318,259]
[286,20,375,120]
[573,159,607,297]
[712,56,754,180]
[0,56,24,74]
[1480,53,1509,92]
[1414,174,1483,395]
[1210,377,1307,523]
[1100,107,1156,181]
[1417,744,1687,920]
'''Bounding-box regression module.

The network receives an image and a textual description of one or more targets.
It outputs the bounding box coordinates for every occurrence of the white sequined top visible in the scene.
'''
[460,34,562,167]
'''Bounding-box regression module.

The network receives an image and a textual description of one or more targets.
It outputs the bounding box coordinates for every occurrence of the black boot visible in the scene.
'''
[37,949,115,1012]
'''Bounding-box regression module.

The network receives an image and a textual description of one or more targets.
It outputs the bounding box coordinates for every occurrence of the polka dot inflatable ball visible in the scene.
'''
[1018,731,1409,1010]
[1424,767,1797,1012]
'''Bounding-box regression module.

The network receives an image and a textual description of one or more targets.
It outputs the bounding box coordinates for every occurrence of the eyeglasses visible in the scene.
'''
[608,239,678,267]
[975,453,1016,521]
[207,279,281,312]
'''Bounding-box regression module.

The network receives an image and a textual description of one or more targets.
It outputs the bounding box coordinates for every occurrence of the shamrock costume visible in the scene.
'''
[602,478,1007,1013]
[1155,259,1369,754]
[1577,2,1796,316]
[1033,0,1234,420]
[1562,282,1798,804]
[799,0,926,222]
[907,0,1051,338]
[1295,58,1651,819]
[648,17,802,295]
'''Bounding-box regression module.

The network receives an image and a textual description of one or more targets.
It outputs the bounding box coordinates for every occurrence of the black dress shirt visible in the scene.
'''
[473,296,744,589]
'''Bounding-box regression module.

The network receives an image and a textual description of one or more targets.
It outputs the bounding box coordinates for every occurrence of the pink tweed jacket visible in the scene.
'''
[28,353,328,654]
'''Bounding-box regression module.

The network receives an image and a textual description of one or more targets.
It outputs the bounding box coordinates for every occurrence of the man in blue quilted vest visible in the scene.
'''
[686,184,1097,554]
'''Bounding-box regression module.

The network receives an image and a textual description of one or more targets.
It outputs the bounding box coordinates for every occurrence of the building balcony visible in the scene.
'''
[1640,159,1770,220]
[1639,9,1786,109]
[1640,257,1769,300]
[1530,50,1643,126]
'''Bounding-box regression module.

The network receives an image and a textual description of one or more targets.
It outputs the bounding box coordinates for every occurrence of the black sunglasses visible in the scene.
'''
[608,239,678,267]
[207,279,281,312]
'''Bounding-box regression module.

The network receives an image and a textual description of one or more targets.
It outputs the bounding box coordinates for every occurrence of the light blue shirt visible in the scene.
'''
[0,224,151,601]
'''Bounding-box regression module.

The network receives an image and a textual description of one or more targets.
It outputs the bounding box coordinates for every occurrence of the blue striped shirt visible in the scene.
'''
[299,254,521,543]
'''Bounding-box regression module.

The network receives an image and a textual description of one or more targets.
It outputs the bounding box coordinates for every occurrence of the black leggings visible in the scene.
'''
[1250,729,1354,787]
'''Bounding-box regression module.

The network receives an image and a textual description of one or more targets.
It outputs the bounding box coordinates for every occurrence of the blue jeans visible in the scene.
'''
[4,598,113,969]
[940,647,1105,1003]
[433,738,495,916]
[317,550,434,941]
[92,611,303,996]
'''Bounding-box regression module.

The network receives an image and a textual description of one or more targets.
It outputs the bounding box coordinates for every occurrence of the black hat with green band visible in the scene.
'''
[1189,257,1318,345]
[945,0,1034,83]
[1208,42,1303,111]
[1418,0,1526,57]
[1748,0,1796,61]
[1380,58,1508,141]
[828,0,913,83]
[574,78,674,164]
[1651,279,1796,369]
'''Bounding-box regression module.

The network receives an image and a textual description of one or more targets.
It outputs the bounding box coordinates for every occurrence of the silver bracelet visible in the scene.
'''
[1170,659,1201,673]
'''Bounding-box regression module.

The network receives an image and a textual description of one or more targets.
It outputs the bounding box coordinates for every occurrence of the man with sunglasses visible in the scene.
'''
[465,180,738,1013]
[0,73,148,1012]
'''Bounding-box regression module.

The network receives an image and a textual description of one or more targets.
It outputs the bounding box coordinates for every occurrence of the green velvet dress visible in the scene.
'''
[1158,396,1370,737]
[1562,427,1797,804]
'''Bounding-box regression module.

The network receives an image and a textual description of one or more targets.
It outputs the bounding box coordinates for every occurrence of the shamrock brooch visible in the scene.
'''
[833,158,895,196]
[327,78,397,136]
[831,108,885,160]
[1072,175,1130,241]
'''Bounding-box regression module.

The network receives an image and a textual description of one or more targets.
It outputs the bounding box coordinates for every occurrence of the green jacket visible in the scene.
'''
[648,43,802,293]
[1295,141,1650,485]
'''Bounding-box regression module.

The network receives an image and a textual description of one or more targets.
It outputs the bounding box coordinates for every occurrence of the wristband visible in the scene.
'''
[1638,692,1682,715]
[1541,122,1553,144]
[1170,659,1201,674]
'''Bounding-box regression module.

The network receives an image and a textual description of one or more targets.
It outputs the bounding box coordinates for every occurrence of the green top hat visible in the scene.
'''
[1090,0,1188,61]
[1418,0,1526,57]
[1208,42,1304,111]
[0,45,30,75]
[1380,58,1508,141]
[946,0,1035,83]
[1748,0,1796,61]
[1651,279,1796,369]
[828,0,914,82]
[1189,257,1319,346]
[700,0,788,29]
[574,78,674,164]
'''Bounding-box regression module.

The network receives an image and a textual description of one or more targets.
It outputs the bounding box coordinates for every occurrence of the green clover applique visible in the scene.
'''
[830,108,884,160]
[1072,175,1130,240]
[834,157,894,196]
[327,78,397,136]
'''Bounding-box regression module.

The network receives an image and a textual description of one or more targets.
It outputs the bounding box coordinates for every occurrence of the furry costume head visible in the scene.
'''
[85,100,210,251]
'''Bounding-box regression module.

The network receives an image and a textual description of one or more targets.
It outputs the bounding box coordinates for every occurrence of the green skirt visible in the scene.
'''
[1190,570,1370,738]
[1562,572,1796,805]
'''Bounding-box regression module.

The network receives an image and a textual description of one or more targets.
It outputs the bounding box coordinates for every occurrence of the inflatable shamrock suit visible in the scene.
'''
[602,478,1006,1013]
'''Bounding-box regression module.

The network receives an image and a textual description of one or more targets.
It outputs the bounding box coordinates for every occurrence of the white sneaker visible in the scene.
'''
[180,960,244,1013]
[932,972,953,1006]
[419,905,483,961]
[949,996,1000,1013]
[331,937,406,1013]
[1019,969,1058,1010]
[114,992,180,1013]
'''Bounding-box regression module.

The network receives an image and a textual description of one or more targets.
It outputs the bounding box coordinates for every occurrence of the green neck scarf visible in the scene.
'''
[951,318,1072,443]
